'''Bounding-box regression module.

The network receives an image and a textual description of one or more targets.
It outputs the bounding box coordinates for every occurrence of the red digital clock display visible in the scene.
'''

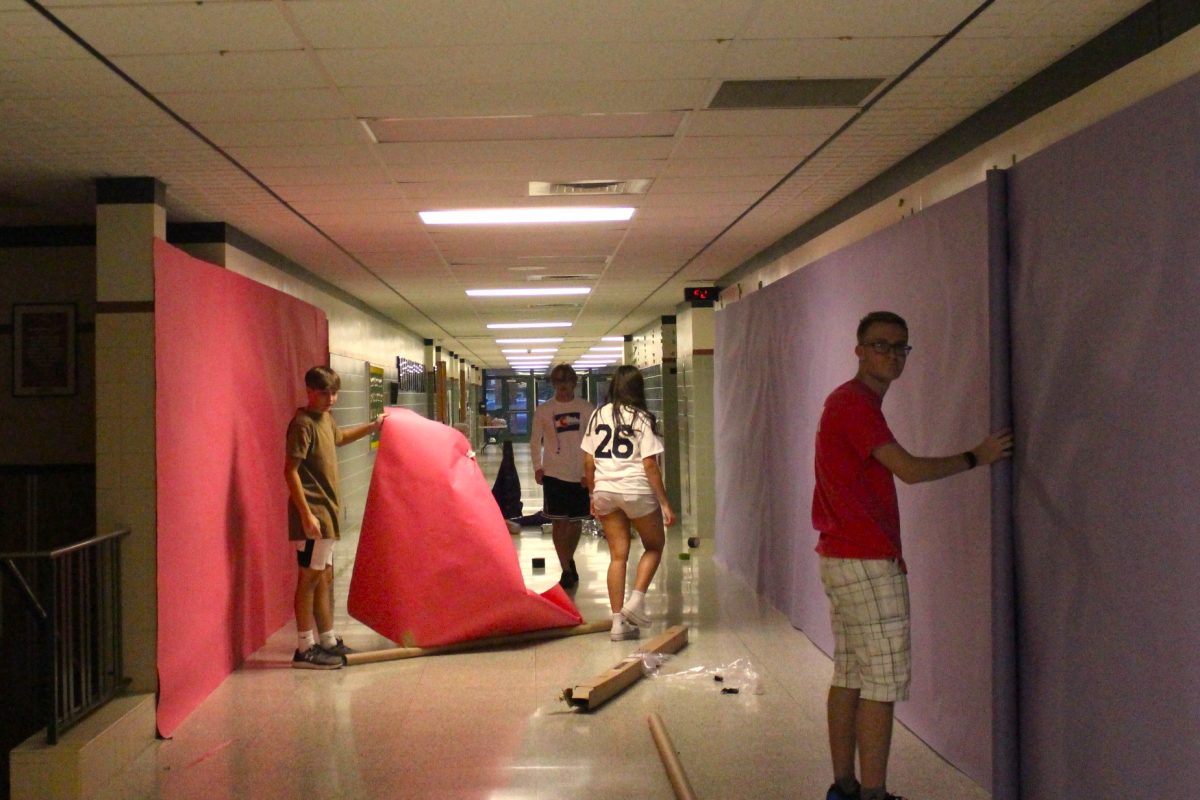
[684,286,718,306]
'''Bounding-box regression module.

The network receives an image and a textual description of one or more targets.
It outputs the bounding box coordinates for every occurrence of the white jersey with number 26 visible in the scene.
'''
[580,404,665,495]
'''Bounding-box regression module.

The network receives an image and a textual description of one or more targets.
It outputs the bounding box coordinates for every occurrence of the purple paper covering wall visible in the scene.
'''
[1008,72,1200,798]
[715,183,997,787]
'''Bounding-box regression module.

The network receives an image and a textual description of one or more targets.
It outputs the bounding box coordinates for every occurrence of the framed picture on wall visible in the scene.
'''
[13,303,76,396]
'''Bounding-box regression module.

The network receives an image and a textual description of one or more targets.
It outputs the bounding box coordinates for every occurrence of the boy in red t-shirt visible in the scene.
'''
[814,312,1012,800]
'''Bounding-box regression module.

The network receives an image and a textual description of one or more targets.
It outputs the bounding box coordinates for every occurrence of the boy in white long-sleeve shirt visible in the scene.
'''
[530,364,594,588]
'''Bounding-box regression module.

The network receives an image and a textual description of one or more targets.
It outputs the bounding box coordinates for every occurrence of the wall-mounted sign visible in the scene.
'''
[13,303,76,396]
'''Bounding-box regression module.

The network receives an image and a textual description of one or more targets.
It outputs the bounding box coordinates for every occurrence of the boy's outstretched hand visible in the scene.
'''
[973,429,1014,466]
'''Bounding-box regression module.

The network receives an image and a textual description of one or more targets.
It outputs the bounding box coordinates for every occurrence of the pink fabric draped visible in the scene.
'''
[348,409,582,646]
[155,239,328,736]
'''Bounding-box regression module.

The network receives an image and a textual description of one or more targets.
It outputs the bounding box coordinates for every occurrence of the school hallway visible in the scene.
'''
[94,442,987,800]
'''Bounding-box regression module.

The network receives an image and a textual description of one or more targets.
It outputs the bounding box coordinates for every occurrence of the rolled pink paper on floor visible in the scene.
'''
[348,409,583,647]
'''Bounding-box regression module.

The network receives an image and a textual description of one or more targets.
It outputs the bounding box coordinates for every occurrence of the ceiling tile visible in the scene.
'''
[53,3,297,55]
[111,51,325,93]
[744,0,984,38]
[340,80,712,119]
[288,0,758,48]
[722,36,935,79]
[318,41,727,86]
[685,108,854,136]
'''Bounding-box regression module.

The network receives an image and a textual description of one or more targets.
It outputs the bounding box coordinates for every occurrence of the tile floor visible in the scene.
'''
[99,443,989,800]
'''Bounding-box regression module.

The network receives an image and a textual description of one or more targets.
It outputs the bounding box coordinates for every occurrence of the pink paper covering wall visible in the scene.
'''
[348,409,582,646]
[154,239,328,736]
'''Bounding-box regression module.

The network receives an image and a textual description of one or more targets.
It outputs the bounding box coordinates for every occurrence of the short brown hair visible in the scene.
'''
[304,366,340,392]
[549,363,577,384]
[857,311,908,342]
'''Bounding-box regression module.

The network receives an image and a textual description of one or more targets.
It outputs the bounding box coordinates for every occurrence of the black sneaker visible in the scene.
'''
[825,784,860,800]
[559,559,579,588]
[321,638,356,664]
[292,645,342,670]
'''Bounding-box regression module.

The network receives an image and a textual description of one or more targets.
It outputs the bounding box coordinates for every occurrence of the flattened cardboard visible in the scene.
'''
[562,625,689,711]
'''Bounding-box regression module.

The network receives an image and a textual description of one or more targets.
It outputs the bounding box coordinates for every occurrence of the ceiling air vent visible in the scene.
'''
[709,78,883,109]
[528,273,598,282]
[529,179,652,197]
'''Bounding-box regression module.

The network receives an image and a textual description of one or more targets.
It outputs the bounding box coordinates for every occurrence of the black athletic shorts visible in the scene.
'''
[542,475,590,519]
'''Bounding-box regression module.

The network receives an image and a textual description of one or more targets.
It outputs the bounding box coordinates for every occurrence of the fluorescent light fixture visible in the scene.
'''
[495,337,563,344]
[487,322,571,330]
[466,287,590,297]
[601,336,624,342]
[588,346,624,352]
[421,207,634,225]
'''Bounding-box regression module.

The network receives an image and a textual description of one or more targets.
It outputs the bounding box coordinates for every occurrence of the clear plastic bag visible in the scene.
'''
[641,654,764,695]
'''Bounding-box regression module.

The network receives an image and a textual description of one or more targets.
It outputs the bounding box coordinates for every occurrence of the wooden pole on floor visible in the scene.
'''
[561,625,689,711]
[649,712,699,800]
[344,620,610,665]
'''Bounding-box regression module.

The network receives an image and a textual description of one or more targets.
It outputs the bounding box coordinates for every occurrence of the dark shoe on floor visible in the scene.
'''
[292,645,343,670]
[559,559,579,588]
[825,784,860,800]
[321,638,356,664]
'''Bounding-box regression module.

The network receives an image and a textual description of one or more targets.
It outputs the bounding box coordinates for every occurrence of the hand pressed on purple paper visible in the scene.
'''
[972,429,1014,466]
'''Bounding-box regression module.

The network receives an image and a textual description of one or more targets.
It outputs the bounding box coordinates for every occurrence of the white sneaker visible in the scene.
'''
[620,605,650,627]
[610,616,640,641]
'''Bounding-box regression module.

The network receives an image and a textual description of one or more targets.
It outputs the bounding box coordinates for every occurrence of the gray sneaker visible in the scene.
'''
[321,638,356,664]
[292,645,343,670]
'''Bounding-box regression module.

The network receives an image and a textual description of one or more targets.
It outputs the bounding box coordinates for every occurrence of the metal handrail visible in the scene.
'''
[0,527,131,744]
[0,527,130,562]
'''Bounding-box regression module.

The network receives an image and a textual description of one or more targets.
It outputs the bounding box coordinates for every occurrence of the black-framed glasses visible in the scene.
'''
[863,341,913,357]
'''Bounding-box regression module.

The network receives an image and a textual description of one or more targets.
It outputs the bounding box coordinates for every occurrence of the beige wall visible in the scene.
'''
[95,198,165,694]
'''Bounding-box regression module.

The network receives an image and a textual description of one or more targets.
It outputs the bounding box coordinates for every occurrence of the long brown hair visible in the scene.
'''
[587,365,658,436]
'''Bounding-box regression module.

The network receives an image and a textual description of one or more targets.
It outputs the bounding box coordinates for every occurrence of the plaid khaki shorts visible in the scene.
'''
[820,557,911,702]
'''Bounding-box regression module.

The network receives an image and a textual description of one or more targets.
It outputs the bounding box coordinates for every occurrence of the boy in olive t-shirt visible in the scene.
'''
[284,366,382,669]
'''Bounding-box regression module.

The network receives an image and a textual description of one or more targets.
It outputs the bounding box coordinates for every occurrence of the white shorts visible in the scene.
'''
[592,491,660,520]
[820,557,911,703]
[295,538,335,570]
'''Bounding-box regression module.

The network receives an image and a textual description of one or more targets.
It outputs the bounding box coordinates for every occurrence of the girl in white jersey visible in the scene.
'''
[581,365,676,641]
